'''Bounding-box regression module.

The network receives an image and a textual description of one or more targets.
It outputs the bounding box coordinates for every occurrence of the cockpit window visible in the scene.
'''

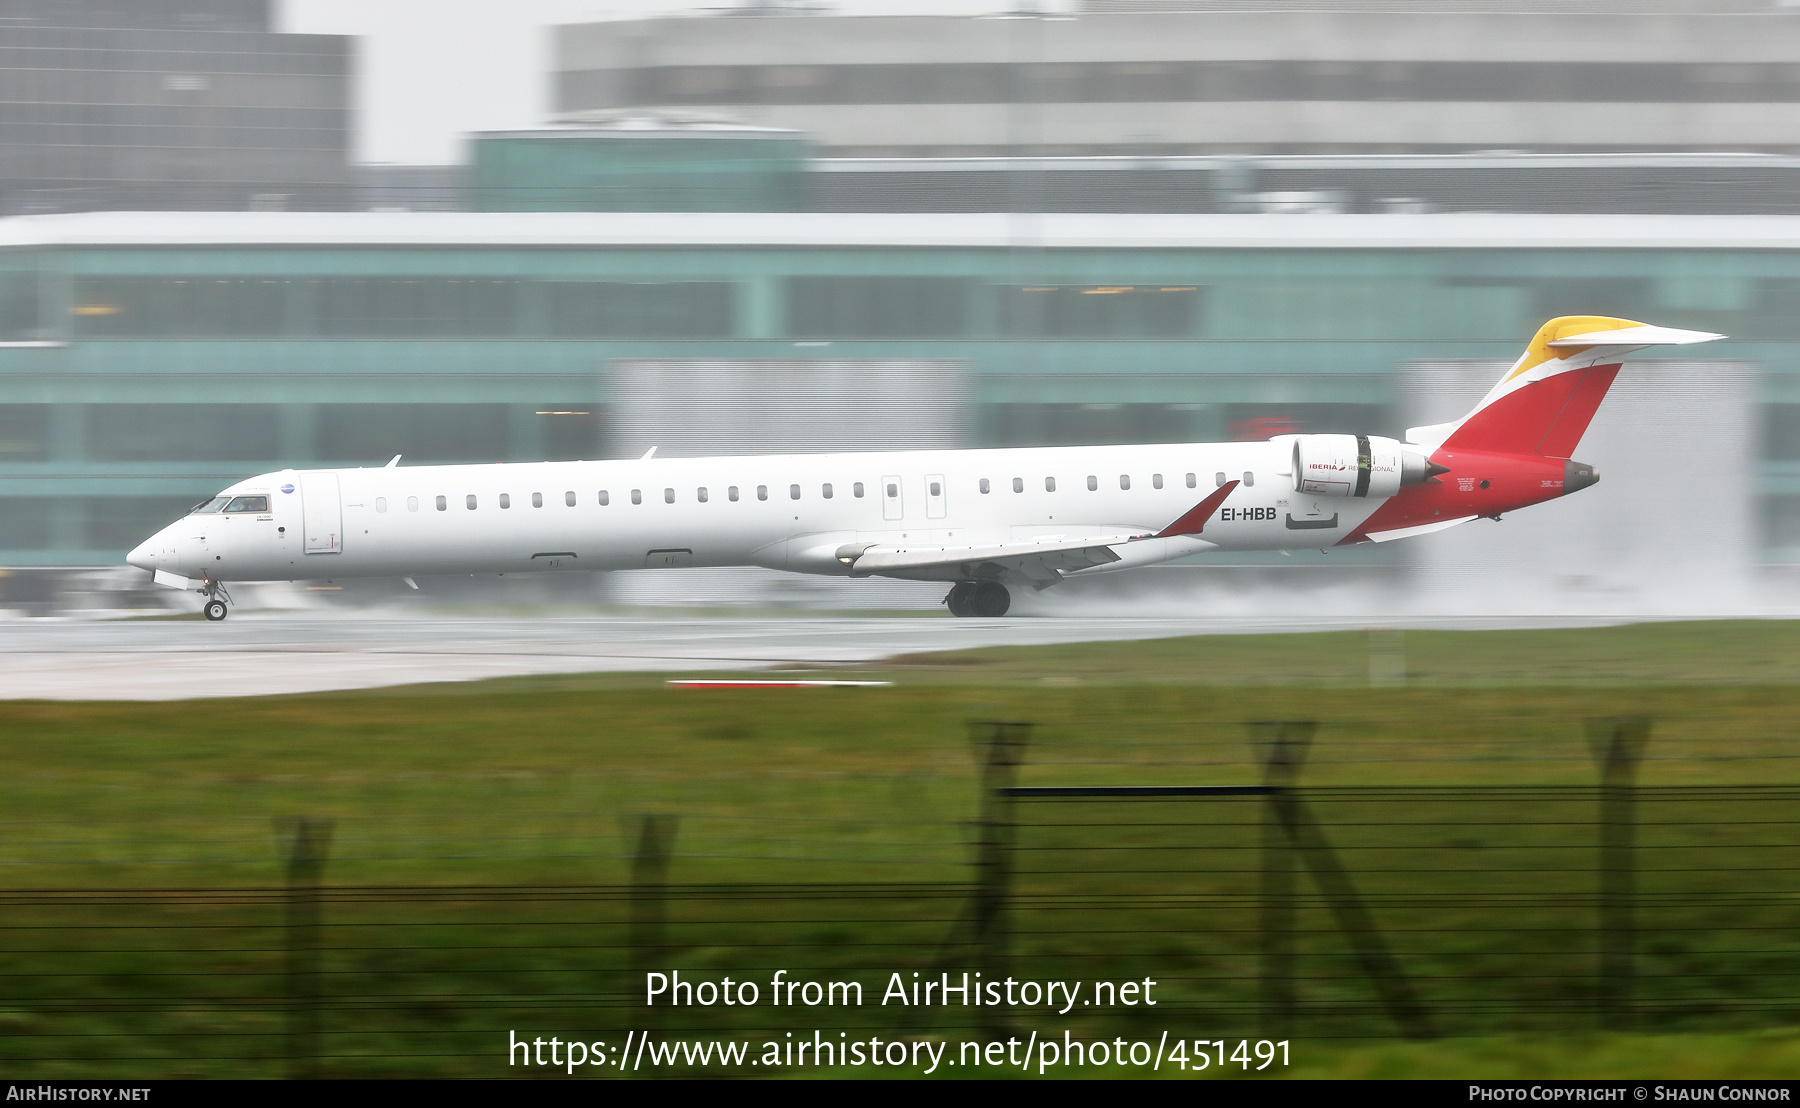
[223,495,269,513]
[191,496,229,514]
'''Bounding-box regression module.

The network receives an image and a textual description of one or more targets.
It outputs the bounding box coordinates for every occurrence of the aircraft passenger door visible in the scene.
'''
[881,474,903,521]
[300,472,342,555]
[925,473,947,519]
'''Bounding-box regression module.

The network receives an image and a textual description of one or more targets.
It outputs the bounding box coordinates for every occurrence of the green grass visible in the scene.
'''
[4,618,1800,1077]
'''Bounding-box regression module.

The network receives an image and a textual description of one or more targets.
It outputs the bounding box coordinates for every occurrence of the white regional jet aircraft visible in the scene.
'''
[128,316,1720,621]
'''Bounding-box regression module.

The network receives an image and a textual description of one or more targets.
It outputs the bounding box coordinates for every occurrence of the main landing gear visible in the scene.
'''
[945,580,1011,618]
[199,579,232,622]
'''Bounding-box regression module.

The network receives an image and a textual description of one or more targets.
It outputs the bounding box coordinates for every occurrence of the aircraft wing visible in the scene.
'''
[838,480,1243,588]
[844,533,1135,586]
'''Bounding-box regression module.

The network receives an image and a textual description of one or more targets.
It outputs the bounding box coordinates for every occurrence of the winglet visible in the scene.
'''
[385,454,402,468]
[1156,480,1239,537]
[641,446,658,460]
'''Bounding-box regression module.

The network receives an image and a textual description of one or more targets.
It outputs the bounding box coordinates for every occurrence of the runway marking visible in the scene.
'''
[667,679,893,689]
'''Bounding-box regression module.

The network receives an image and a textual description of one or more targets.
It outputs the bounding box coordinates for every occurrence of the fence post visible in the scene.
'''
[626,815,678,978]
[276,817,333,1081]
[972,721,1031,1034]
[1253,721,1314,1037]
[1587,718,1651,1030]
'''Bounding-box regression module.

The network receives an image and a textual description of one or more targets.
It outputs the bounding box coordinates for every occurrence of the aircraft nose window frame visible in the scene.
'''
[222,495,269,513]
[191,496,230,514]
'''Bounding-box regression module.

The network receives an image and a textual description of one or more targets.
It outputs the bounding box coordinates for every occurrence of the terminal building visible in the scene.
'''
[0,0,352,214]
[554,5,1800,157]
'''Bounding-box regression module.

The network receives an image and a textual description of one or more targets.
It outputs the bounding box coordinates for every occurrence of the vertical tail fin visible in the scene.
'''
[1406,316,1724,457]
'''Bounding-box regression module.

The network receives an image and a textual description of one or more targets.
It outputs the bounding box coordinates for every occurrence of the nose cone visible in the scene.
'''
[126,537,155,571]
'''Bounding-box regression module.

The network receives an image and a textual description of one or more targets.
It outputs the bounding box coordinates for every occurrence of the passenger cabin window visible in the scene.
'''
[192,496,229,514]
[499,493,511,509]
[532,492,543,508]
[758,485,768,501]
[436,495,447,511]
[1243,471,1255,487]
[1012,477,1023,493]
[466,494,477,510]
[223,495,269,513]
[375,497,387,513]
[631,489,642,505]
[1152,473,1163,489]
[1215,472,1227,487]
[885,482,896,499]
[1185,473,1196,488]
[664,488,675,504]
[1087,475,1097,491]
[979,478,990,494]
[698,487,709,503]
[729,486,740,502]
[1044,477,1055,492]
[928,481,940,497]
[853,482,864,498]
[789,484,801,500]
[822,483,833,499]
[564,491,575,507]
[1119,475,1131,490]
[599,490,610,506]
[407,495,419,512]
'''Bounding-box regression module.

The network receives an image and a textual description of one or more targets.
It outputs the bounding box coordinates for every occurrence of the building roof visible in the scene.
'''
[6,210,1800,250]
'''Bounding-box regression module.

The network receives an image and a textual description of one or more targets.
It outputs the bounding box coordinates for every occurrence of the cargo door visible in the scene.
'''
[300,472,342,554]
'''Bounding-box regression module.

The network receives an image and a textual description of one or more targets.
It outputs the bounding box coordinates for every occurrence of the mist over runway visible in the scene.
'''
[0,612,1651,701]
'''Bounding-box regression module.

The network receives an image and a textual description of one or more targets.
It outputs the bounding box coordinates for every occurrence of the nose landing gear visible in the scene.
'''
[944,580,1011,618]
[198,579,232,622]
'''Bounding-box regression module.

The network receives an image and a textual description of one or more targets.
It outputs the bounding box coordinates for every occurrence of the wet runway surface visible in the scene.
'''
[0,613,1637,701]
[0,615,1226,700]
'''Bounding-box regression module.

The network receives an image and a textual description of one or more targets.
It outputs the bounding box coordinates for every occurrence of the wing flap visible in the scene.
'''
[847,533,1133,577]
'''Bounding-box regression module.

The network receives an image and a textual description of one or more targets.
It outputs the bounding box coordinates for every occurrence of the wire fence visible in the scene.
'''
[2,719,1798,1077]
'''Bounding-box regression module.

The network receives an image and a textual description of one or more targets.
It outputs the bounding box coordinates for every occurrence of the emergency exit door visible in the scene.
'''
[925,473,947,519]
[881,474,903,521]
[300,472,342,554]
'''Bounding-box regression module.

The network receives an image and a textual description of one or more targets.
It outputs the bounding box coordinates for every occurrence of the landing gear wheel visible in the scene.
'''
[945,582,977,617]
[970,581,1011,618]
[203,599,228,622]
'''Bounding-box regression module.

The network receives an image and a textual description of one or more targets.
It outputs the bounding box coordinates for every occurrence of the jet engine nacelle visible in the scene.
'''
[1290,434,1435,499]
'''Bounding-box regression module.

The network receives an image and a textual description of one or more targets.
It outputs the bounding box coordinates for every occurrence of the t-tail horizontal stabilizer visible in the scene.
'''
[1405,316,1725,458]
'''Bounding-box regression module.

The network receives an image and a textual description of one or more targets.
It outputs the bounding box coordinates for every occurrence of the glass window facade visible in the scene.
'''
[787,276,972,339]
